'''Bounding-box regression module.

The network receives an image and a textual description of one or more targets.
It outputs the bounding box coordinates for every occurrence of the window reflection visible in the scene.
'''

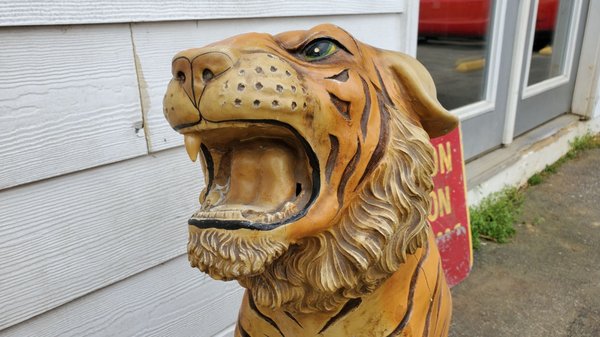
[528,0,568,86]
[417,0,492,110]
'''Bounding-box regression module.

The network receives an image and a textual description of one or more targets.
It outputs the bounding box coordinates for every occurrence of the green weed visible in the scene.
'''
[470,187,524,249]
[527,173,543,186]
[526,133,600,186]
[470,133,599,250]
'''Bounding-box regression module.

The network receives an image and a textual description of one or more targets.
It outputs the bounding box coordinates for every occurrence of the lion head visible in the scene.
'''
[163,24,457,313]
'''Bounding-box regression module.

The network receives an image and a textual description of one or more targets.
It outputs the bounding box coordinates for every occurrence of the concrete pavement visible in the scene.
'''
[449,148,600,337]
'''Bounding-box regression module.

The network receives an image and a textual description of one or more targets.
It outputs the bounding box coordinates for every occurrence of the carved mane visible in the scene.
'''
[189,103,436,313]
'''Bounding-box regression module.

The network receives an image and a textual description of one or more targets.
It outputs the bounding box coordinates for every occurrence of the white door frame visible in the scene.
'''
[503,0,586,144]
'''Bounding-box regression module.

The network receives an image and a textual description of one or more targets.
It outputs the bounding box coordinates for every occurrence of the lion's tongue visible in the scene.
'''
[225,143,297,211]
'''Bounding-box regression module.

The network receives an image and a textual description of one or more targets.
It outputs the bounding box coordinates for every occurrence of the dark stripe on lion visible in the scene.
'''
[423,261,442,337]
[433,282,449,337]
[238,318,252,337]
[356,96,389,188]
[356,66,391,188]
[374,64,395,108]
[329,92,351,120]
[387,242,430,337]
[326,69,350,82]
[284,311,303,328]
[359,76,371,140]
[337,138,361,207]
[318,297,363,334]
[326,134,339,182]
[200,143,214,199]
[248,293,285,337]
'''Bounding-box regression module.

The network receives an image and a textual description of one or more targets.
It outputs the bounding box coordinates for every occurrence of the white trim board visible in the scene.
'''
[572,0,600,119]
[503,0,534,145]
[403,0,420,57]
[466,114,600,206]
[0,0,405,26]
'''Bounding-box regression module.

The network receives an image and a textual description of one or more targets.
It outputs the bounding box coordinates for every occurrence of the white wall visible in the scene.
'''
[0,2,414,336]
[573,0,600,119]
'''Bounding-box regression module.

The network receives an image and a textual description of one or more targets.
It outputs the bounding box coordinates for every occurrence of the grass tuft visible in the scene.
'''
[526,133,600,186]
[470,187,524,250]
[527,173,543,186]
[470,132,599,250]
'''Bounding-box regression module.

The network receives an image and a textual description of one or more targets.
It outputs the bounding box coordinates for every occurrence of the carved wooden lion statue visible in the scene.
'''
[163,24,458,337]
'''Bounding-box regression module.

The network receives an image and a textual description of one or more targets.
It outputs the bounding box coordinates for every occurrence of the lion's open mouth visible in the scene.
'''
[185,120,320,231]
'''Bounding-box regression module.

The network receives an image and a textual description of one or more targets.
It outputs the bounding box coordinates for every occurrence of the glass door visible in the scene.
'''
[417,0,516,160]
[417,0,590,158]
[514,0,589,136]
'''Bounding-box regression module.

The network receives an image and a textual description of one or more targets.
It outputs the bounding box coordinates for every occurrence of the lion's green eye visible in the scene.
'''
[301,39,339,61]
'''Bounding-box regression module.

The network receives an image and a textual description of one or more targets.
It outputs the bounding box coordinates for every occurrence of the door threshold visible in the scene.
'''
[465,114,600,206]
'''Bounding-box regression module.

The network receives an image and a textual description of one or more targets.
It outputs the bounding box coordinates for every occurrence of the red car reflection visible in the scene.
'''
[419,0,558,49]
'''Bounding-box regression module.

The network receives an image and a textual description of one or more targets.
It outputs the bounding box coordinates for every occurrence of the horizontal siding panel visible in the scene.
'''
[0,0,405,26]
[133,14,405,152]
[0,255,244,337]
[0,24,147,190]
[0,148,204,329]
[213,325,236,337]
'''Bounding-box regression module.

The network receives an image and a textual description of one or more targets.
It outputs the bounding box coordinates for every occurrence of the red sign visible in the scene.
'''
[429,126,472,286]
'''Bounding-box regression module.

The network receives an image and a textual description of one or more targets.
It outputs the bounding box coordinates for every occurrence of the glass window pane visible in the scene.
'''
[417,0,493,110]
[527,0,571,86]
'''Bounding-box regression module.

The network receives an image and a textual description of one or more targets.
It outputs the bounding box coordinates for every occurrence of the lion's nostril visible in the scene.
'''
[176,71,186,82]
[202,69,215,82]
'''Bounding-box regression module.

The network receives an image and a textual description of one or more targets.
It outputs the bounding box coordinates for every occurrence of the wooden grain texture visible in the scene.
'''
[0,255,244,337]
[0,147,205,330]
[132,14,405,152]
[0,0,405,26]
[0,24,147,190]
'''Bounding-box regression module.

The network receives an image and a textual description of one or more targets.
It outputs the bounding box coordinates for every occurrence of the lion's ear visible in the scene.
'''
[377,50,458,138]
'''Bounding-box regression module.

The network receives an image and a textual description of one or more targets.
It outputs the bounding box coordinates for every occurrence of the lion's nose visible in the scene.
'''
[171,49,234,107]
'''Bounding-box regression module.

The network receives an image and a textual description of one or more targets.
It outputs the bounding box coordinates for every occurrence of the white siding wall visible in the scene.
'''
[0,2,414,336]
[0,24,147,189]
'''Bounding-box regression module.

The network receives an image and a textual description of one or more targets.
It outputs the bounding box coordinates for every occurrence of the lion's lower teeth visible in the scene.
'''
[193,201,298,223]
[193,210,244,220]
